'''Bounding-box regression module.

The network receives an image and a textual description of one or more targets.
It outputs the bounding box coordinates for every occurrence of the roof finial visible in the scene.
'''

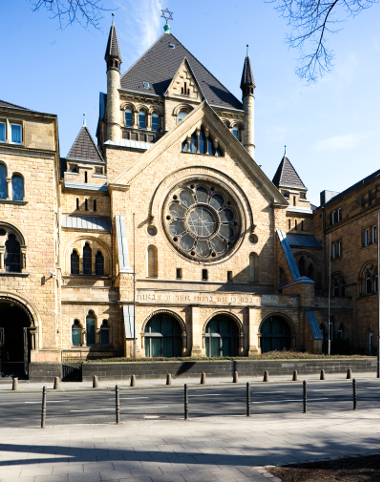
[83,113,86,126]
[246,44,249,56]
[112,12,114,25]
[161,8,173,33]
[284,145,287,157]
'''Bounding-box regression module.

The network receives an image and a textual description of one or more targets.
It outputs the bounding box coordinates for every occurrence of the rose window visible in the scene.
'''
[163,181,241,261]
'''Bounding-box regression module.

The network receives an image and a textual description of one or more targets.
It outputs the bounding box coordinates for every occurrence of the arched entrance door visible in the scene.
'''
[0,300,31,377]
[260,316,291,353]
[205,315,239,357]
[144,313,182,357]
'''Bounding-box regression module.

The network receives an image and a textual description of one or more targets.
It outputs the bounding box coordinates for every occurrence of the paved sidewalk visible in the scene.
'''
[1,408,380,482]
[0,371,378,393]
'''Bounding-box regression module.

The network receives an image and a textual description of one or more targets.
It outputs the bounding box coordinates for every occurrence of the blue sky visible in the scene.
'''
[1,0,379,205]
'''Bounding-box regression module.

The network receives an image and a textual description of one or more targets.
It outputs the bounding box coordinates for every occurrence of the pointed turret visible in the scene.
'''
[240,46,255,159]
[272,149,307,191]
[105,14,122,142]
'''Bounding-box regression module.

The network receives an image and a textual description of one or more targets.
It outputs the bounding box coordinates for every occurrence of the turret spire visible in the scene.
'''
[104,15,122,67]
[241,46,255,158]
[240,49,255,92]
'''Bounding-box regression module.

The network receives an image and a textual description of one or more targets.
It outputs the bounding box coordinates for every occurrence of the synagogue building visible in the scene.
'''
[0,19,378,378]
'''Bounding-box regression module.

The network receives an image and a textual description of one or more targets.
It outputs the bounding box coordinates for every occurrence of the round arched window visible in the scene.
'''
[163,180,242,262]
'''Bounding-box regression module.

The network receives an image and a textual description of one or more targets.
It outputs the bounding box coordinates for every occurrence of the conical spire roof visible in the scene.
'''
[104,24,122,62]
[67,125,104,163]
[272,155,307,190]
[240,54,255,90]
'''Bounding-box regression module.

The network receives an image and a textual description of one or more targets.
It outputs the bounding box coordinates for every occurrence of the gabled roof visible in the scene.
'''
[272,155,307,190]
[0,99,31,111]
[110,101,287,206]
[120,33,243,111]
[67,125,104,163]
[240,54,255,89]
[104,24,122,61]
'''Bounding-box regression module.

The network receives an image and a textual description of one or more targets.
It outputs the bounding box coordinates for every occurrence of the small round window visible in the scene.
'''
[163,180,242,262]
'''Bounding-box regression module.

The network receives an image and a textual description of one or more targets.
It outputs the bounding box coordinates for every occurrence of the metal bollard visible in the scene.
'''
[353,379,357,410]
[320,369,325,380]
[93,375,99,388]
[184,384,188,420]
[292,370,298,381]
[263,370,269,382]
[166,373,172,385]
[347,368,352,380]
[200,372,206,385]
[233,371,238,383]
[246,382,251,417]
[303,380,307,413]
[115,385,120,423]
[130,374,136,387]
[53,377,60,390]
[12,377,19,391]
[41,386,47,429]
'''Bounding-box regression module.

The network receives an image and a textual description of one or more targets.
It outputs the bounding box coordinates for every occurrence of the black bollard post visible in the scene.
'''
[41,386,47,429]
[246,382,251,417]
[115,385,120,423]
[353,379,357,410]
[303,380,307,413]
[184,383,188,420]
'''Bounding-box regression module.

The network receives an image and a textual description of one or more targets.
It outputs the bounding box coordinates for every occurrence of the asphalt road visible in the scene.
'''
[1,380,380,428]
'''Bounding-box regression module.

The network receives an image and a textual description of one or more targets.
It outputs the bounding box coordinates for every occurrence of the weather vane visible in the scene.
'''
[161,8,173,33]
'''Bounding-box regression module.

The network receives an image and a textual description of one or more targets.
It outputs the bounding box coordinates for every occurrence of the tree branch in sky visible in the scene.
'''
[268,0,378,82]
[31,0,108,29]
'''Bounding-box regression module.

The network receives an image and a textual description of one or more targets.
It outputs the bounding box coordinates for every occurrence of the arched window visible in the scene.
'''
[207,137,214,155]
[5,234,21,272]
[232,126,239,139]
[83,243,92,275]
[125,109,132,127]
[71,320,82,346]
[332,273,345,297]
[138,110,146,129]
[198,130,205,154]
[205,315,239,357]
[249,253,258,282]
[361,263,377,296]
[100,320,110,346]
[0,164,7,200]
[298,256,306,276]
[260,316,291,353]
[152,113,159,131]
[95,250,104,276]
[177,111,188,123]
[86,312,96,346]
[71,250,79,275]
[307,263,315,281]
[147,245,158,277]
[337,323,346,340]
[145,313,182,357]
[190,133,197,153]
[366,271,372,295]
[279,267,287,286]
[11,175,23,201]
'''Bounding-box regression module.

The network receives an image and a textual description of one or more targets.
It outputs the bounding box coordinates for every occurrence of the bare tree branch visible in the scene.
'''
[31,0,109,30]
[267,0,379,82]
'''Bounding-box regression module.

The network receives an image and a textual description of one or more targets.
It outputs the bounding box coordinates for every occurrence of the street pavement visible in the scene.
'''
[1,408,380,481]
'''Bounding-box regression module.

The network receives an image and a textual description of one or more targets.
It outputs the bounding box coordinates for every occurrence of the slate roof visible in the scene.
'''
[0,99,31,111]
[240,55,255,89]
[120,33,243,111]
[67,126,104,162]
[287,234,322,249]
[272,155,307,190]
[104,24,122,61]
[62,215,112,231]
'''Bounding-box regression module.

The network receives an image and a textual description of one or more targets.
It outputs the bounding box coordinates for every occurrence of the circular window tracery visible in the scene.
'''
[163,181,241,261]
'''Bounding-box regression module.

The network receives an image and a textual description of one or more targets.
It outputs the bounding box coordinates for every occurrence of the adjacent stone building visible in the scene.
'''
[0,21,378,377]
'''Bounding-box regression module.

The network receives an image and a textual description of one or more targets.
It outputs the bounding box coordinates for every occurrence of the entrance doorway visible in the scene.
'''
[0,301,31,378]
[144,313,182,357]
[260,316,291,353]
[205,315,239,357]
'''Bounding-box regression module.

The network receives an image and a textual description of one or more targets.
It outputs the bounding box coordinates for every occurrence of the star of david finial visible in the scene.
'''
[161,8,173,32]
